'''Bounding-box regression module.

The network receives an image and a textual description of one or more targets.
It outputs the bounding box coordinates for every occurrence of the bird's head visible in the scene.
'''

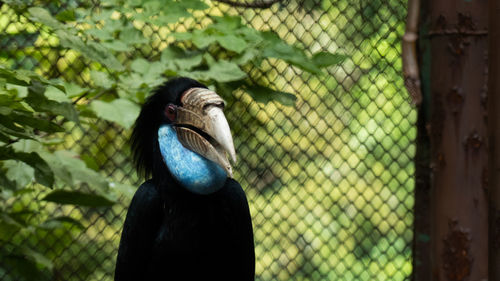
[131,77,236,194]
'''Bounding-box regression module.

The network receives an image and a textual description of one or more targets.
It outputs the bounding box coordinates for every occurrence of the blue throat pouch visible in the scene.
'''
[158,125,227,194]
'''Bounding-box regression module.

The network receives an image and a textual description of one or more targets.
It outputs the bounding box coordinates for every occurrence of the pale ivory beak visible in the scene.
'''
[174,88,237,177]
[206,106,237,163]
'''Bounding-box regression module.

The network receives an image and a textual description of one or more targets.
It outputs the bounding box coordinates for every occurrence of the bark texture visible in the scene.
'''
[425,0,489,280]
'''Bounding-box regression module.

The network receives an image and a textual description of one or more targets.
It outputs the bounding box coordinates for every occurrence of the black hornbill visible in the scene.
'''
[114,77,255,280]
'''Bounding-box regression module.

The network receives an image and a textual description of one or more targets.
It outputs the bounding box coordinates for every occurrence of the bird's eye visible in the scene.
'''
[165,104,177,122]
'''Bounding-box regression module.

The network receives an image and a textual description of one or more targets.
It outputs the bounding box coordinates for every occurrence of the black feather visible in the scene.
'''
[115,178,255,280]
[130,77,207,181]
[118,77,255,280]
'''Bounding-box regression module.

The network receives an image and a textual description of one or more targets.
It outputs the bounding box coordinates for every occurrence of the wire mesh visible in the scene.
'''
[0,0,416,280]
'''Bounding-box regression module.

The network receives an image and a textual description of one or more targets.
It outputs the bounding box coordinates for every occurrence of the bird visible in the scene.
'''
[114,77,255,281]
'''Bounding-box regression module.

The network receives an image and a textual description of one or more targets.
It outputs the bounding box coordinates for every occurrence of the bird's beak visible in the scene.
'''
[174,88,236,177]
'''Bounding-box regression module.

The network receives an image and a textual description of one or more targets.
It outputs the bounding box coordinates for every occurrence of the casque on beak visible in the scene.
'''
[173,88,236,177]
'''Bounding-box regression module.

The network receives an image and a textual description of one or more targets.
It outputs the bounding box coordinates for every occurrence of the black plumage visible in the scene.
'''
[115,77,255,280]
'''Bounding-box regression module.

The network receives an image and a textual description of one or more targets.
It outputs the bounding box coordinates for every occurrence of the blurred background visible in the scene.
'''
[0,0,415,280]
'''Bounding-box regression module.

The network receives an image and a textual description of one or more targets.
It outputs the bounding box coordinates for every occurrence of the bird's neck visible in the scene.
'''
[158,125,227,194]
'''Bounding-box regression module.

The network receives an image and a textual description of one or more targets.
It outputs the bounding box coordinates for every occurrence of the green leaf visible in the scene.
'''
[118,73,145,90]
[0,211,25,227]
[56,30,124,71]
[27,79,46,95]
[171,32,192,41]
[39,153,72,185]
[215,35,247,53]
[11,139,45,153]
[0,66,32,86]
[233,48,259,65]
[0,147,54,187]
[191,30,217,49]
[263,45,322,74]
[0,213,22,239]
[108,181,135,199]
[26,91,79,122]
[21,154,54,187]
[52,150,109,190]
[184,60,247,82]
[13,188,36,196]
[29,8,124,70]
[39,216,84,230]
[20,247,53,270]
[119,27,148,45]
[55,9,76,22]
[160,47,202,70]
[90,8,114,21]
[0,172,18,191]
[311,52,347,68]
[5,84,28,98]
[130,58,150,73]
[91,99,140,128]
[0,116,35,140]
[35,149,109,193]
[1,255,46,281]
[237,27,263,45]
[62,82,87,98]
[126,60,168,89]
[90,70,114,88]
[101,18,124,33]
[260,31,323,74]
[0,132,12,143]
[43,190,115,207]
[175,55,203,70]
[3,160,35,188]
[245,85,297,106]
[135,1,191,25]
[80,154,99,171]
[0,102,18,114]
[28,7,64,29]
[178,0,210,10]
[134,59,168,77]
[10,111,65,133]
[212,15,242,33]
[44,85,70,102]
[86,28,114,41]
[102,41,132,52]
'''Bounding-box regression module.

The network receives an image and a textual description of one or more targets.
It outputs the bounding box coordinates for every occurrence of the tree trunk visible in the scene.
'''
[488,0,500,279]
[423,0,489,280]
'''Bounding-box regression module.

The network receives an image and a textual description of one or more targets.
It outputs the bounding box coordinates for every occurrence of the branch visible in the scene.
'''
[212,0,284,9]
[84,89,112,104]
[402,0,422,106]
[72,92,90,105]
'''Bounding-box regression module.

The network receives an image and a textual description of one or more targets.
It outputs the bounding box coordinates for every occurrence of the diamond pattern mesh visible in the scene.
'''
[0,0,415,280]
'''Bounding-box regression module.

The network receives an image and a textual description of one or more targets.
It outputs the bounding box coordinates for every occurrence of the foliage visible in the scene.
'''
[0,65,126,280]
[216,1,415,280]
[0,0,345,279]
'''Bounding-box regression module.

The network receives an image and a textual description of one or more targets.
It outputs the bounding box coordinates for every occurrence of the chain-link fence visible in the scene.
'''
[0,0,416,280]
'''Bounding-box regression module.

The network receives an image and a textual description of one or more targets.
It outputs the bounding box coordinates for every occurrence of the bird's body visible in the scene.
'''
[115,78,255,280]
[115,177,254,280]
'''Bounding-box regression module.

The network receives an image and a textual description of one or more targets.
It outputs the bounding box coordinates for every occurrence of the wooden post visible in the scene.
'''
[423,0,489,280]
[488,0,500,279]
